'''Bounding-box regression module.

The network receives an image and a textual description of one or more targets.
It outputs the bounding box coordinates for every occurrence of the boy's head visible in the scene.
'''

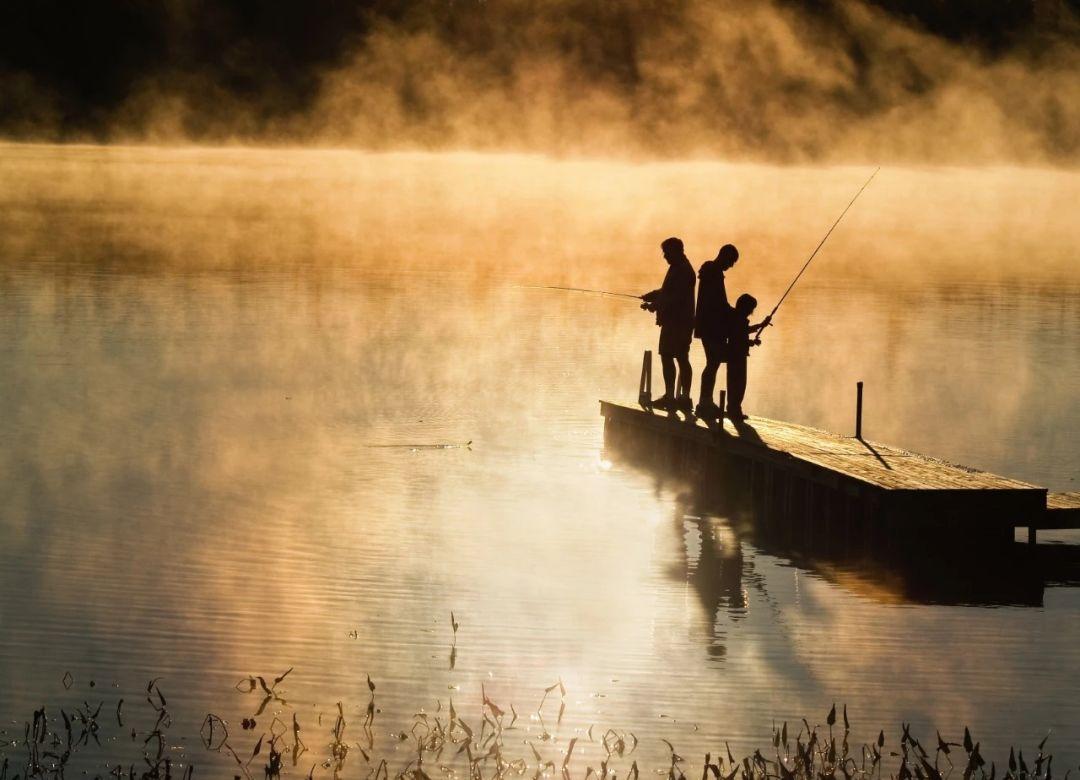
[735,293,758,316]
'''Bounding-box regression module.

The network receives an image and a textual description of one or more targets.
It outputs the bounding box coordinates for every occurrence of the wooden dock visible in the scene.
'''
[600,400,1071,548]
[1041,492,1080,540]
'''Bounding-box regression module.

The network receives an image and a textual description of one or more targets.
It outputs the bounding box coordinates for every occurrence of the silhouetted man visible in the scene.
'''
[693,243,739,419]
[641,237,695,411]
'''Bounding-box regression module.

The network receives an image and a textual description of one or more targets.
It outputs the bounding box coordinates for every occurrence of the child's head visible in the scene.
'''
[735,293,758,316]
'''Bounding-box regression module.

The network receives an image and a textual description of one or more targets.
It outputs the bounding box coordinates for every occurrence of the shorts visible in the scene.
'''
[658,324,693,357]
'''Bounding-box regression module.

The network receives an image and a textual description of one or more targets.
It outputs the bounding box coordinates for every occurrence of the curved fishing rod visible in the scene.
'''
[760,167,880,337]
[518,284,642,301]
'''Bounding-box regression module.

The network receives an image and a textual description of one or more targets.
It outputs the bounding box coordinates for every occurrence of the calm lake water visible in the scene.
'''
[0,144,1078,776]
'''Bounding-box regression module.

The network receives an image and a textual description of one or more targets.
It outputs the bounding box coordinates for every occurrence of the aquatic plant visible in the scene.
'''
[0,669,1071,780]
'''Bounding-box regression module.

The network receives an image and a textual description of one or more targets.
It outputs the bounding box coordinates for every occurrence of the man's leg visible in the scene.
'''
[659,354,676,400]
[676,351,692,401]
[698,339,719,407]
[656,328,677,402]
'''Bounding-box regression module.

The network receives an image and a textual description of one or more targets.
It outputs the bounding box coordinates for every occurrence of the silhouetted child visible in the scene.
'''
[726,293,769,421]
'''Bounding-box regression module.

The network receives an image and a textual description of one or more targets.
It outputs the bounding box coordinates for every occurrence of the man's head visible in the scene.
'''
[660,237,684,264]
[716,243,739,271]
[735,293,757,316]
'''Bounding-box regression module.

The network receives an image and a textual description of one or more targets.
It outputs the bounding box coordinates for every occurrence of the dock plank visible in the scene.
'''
[600,401,1042,494]
[600,400,1054,545]
[1041,492,1080,530]
[1048,492,1080,510]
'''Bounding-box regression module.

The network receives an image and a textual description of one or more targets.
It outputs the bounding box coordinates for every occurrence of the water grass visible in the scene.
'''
[0,667,1071,780]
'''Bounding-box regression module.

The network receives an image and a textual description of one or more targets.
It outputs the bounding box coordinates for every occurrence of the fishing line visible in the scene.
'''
[517,284,642,300]
[764,167,880,327]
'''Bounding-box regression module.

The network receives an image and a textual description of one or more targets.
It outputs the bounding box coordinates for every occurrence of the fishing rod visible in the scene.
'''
[526,167,878,319]
[518,284,642,301]
[759,166,880,339]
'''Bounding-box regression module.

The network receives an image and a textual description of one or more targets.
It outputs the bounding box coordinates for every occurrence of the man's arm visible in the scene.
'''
[640,287,663,312]
[643,265,677,308]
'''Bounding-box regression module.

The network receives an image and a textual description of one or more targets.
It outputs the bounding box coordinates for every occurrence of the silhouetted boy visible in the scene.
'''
[726,293,768,421]
[641,237,695,411]
[694,243,739,419]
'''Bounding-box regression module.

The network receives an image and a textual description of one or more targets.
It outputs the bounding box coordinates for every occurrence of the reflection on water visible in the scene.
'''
[0,144,1078,776]
[623,440,1076,614]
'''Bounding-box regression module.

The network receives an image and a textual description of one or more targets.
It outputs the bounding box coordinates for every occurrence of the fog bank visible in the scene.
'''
[1,1,1078,163]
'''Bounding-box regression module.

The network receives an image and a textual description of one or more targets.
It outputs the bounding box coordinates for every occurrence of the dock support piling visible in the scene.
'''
[855,381,864,440]
[719,390,726,416]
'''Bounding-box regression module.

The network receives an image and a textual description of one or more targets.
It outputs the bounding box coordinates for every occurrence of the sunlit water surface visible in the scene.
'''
[1,144,1078,775]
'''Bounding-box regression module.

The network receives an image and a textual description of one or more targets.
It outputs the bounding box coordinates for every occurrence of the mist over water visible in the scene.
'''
[1,144,1079,775]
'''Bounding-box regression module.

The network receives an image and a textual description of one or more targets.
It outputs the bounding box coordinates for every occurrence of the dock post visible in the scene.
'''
[638,351,652,408]
[1028,526,1036,545]
[855,381,864,439]
[719,390,726,416]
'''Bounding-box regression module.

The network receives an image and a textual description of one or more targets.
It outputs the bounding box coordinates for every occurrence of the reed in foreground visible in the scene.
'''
[0,669,1070,780]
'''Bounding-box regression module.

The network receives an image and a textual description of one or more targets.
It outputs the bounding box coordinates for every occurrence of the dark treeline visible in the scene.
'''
[1,0,1078,158]
[873,0,1069,49]
[0,0,397,135]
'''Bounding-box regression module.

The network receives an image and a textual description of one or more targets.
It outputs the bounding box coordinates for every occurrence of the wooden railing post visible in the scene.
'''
[638,350,652,408]
[855,381,864,439]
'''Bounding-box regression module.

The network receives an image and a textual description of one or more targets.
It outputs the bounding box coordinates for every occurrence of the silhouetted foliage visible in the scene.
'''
[0,0,1075,143]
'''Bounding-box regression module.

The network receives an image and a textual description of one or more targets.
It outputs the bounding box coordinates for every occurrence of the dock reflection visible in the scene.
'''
[610,435,1080,613]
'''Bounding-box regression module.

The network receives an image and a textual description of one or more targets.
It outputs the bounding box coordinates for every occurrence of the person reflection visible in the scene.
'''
[681,511,747,660]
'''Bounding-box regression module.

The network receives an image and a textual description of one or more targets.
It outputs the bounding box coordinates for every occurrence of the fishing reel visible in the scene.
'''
[750,315,773,348]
